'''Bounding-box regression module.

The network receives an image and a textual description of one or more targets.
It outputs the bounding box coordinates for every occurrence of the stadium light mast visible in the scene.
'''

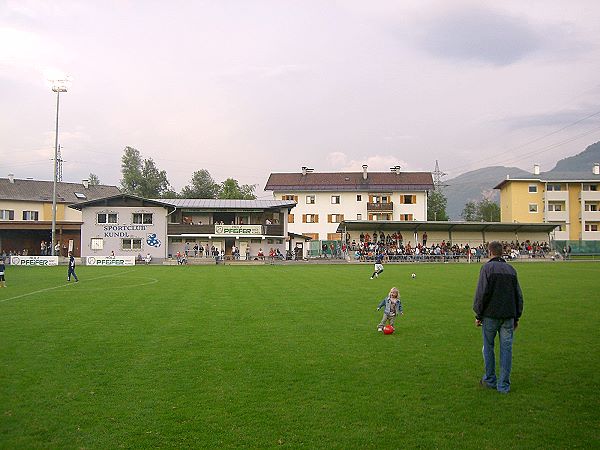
[51,79,68,256]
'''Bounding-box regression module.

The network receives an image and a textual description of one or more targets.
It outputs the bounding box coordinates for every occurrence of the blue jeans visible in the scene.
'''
[481,317,514,393]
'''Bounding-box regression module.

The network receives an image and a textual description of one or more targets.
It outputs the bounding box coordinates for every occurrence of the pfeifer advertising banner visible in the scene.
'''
[10,256,59,266]
[86,256,136,266]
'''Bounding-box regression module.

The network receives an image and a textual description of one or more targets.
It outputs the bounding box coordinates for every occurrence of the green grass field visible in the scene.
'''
[0,262,598,449]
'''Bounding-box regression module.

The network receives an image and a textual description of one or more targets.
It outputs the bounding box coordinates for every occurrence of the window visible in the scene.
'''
[548,203,563,212]
[357,214,362,220]
[331,195,340,204]
[585,203,598,212]
[528,185,538,193]
[546,184,561,191]
[306,195,315,204]
[303,233,319,241]
[356,195,362,201]
[74,192,87,199]
[133,213,153,225]
[22,211,39,221]
[90,238,104,250]
[328,214,344,223]
[303,214,319,223]
[529,204,538,213]
[399,214,413,221]
[327,233,341,240]
[552,223,565,232]
[400,195,416,204]
[288,214,294,223]
[97,213,117,224]
[583,184,598,191]
[281,195,298,202]
[0,210,14,220]
[585,223,598,232]
[122,238,142,250]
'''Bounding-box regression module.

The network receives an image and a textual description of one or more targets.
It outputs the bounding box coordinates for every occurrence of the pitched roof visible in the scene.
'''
[156,199,297,210]
[0,177,120,203]
[69,194,177,211]
[264,171,434,192]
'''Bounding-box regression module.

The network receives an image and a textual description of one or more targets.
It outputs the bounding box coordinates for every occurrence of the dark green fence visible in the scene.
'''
[553,240,600,256]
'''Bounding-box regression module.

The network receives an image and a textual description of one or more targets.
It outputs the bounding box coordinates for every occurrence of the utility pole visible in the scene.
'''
[56,144,63,182]
[433,160,447,190]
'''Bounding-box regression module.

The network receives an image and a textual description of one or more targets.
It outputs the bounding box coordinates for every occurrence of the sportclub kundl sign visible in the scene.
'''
[11,256,59,266]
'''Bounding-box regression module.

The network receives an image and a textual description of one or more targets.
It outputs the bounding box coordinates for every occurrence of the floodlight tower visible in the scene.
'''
[51,80,68,256]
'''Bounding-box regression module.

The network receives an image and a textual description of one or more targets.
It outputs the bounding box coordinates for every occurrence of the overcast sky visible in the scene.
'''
[2,0,600,197]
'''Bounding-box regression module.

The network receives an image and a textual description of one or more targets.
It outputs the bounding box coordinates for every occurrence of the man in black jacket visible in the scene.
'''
[473,241,523,393]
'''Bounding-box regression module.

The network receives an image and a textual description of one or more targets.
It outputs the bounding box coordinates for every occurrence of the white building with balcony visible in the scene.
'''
[265,165,434,241]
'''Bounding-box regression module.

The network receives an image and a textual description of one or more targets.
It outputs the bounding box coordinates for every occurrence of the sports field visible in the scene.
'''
[0,262,598,449]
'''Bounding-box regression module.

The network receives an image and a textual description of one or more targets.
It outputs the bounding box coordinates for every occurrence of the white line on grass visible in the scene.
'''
[0,269,147,304]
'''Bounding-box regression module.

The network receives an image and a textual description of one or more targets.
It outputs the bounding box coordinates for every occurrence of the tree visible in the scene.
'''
[461,199,500,222]
[427,189,449,221]
[120,146,173,198]
[478,198,501,222]
[120,146,143,195]
[88,173,100,185]
[217,178,257,199]
[180,169,219,199]
[139,158,171,198]
[461,201,478,221]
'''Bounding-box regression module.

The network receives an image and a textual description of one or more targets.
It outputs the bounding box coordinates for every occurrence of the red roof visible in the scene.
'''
[265,171,433,192]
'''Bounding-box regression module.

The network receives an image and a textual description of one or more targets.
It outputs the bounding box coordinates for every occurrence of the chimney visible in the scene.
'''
[390,165,401,175]
[301,167,307,176]
[8,173,14,183]
[362,164,368,180]
[533,164,540,175]
[594,163,600,175]
[82,179,89,189]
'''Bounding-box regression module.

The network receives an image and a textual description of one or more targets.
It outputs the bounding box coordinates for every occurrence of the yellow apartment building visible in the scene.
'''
[495,164,600,242]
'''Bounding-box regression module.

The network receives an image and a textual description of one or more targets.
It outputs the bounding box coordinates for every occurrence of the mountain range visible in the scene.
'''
[443,141,600,219]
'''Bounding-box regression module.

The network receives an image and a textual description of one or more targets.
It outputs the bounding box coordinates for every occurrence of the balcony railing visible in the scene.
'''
[264,224,284,236]
[367,202,394,212]
[545,191,568,201]
[580,191,600,201]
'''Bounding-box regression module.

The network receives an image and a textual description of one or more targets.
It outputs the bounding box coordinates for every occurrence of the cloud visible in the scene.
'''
[0,26,68,86]
[417,6,546,65]
[327,152,409,172]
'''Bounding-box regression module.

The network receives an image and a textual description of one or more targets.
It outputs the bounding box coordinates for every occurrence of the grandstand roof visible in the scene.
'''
[336,220,559,234]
